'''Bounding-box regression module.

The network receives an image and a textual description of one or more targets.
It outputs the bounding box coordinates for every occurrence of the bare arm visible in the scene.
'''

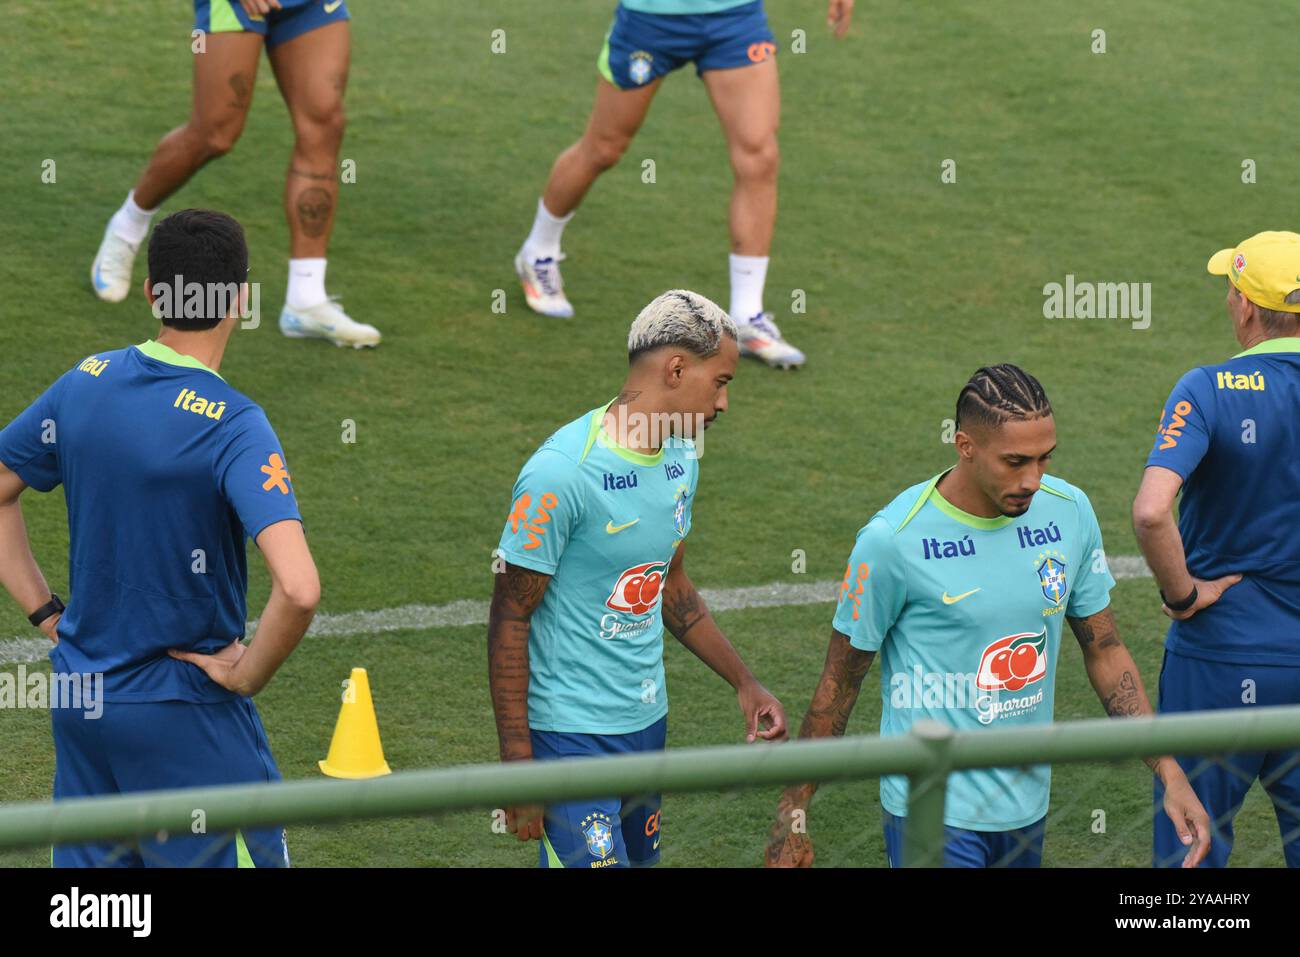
[1132,467,1195,600]
[1068,606,1211,866]
[170,518,319,696]
[487,560,550,841]
[827,0,854,37]
[488,561,550,761]
[765,629,875,866]
[0,463,61,642]
[661,543,750,690]
[1133,466,1240,619]
[1068,607,1159,730]
[661,543,787,742]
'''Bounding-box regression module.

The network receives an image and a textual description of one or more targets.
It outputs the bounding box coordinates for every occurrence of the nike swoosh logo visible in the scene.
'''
[941,588,980,605]
[606,518,639,534]
[93,263,109,291]
[324,0,343,12]
[652,837,660,850]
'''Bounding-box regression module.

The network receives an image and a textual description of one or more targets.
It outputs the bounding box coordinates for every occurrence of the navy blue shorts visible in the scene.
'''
[530,716,667,868]
[194,0,349,49]
[51,696,288,868]
[1154,649,1300,868]
[598,1,776,90]
[882,809,1046,868]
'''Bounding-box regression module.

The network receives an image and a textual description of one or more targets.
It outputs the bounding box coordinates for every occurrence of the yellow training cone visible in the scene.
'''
[319,667,392,778]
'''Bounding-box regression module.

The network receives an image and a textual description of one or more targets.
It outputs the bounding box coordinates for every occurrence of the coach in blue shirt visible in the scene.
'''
[0,209,320,867]
[1134,230,1300,868]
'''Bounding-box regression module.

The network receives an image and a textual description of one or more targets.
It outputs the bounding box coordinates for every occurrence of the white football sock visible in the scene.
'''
[729,253,769,324]
[287,258,328,309]
[524,197,573,258]
[109,190,157,247]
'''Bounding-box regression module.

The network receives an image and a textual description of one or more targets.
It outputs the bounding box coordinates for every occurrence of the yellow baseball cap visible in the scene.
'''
[1207,230,1300,313]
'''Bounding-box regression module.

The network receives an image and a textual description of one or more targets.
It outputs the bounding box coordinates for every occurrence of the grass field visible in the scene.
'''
[0,0,1296,866]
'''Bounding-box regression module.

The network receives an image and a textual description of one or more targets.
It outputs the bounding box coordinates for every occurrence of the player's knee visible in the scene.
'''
[731,137,779,182]
[583,133,630,172]
[193,120,244,160]
[295,105,346,156]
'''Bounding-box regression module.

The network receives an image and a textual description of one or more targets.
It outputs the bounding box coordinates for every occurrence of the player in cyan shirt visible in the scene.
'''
[490,290,787,868]
[767,365,1210,868]
[1134,231,1300,867]
[0,210,320,867]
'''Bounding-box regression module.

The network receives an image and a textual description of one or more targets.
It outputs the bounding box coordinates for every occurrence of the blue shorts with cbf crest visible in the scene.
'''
[599,1,775,90]
[531,716,668,868]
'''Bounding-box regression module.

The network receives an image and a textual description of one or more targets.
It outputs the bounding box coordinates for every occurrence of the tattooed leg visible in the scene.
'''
[269,22,349,258]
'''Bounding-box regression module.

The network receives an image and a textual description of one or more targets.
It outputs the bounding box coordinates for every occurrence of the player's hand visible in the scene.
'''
[238,0,282,16]
[1158,766,1212,867]
[827,0,854,37]
[764,791,814,867]
[168,639,248,692]
[738,679,788,742]
[40,612,60,646]
[505,804,544,842]
[1162,574,1242,621]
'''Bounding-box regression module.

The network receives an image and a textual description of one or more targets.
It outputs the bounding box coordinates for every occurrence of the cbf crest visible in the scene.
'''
[629,51,653,86]
[1035,550,1068,605]
[672,483,689,538]
[582,812,615,860]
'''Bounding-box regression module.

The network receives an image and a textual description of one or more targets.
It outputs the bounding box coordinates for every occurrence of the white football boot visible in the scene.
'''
[737,312,805,369]
[515,247,574,318]
[278,297,381,349]
[90,226,141,303]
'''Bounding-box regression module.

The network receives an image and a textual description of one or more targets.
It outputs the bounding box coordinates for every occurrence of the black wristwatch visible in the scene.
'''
[1160,585,1198,613]
[28,593,65,628]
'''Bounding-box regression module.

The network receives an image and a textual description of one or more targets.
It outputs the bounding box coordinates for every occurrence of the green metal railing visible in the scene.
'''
[3,705,1300,865]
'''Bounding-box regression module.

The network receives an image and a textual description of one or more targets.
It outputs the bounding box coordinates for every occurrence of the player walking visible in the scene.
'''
[90,0,380,348]
[765,364,1210,867]
[489,289,787,868]
[1134,231,1300,867]
[0,210,319,866]
[514,0,854,369]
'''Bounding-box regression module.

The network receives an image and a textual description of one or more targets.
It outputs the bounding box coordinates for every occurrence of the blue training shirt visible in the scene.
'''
[1147,337,1300,665]
[0,340,302,702]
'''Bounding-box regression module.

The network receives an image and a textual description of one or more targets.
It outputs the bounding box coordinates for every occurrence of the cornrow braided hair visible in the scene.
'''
[955,364,1053,434]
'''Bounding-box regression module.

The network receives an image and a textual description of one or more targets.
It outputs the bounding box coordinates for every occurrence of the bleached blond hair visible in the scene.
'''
[627,289,737,362]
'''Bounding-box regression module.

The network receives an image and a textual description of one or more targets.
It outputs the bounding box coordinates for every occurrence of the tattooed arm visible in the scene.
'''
[1067,607,1157,727]
[1068,606,1212,865]
[764,629,875,867]
[487,560,551,841]
[661,544,787,742]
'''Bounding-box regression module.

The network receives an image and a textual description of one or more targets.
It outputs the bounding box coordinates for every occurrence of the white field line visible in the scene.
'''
[0,555,1152,666]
